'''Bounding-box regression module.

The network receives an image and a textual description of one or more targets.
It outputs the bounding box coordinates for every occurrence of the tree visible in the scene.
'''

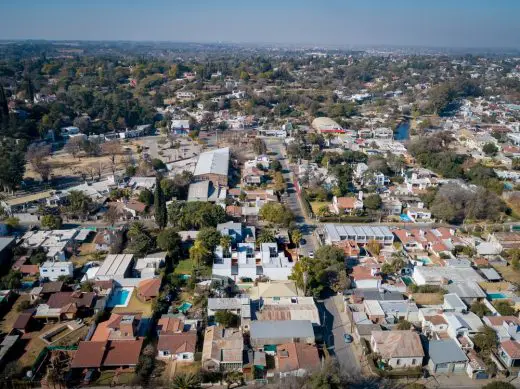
[26,143,52,181]
[366,239,381,256]
[494,300,516,316]
[257,228,276,245]
[4,217,19,230]
[170,373,201,389]
[474,326,497,353]
[189,240,210,267]
[41,214,62,230]
[315,245,345,263]
[104,205,121,226]
[0,271,22,289]
[127,222,154,255]
[396,319,412,330]
[101,140,122,175]
[363,194,382,210]
[252,138,266,155]
[483,142,499,157]
[220,235,232,257]
[470,301,491,318]
[290,229,303,250]
[156,228,181,254]
[223,371,243,389]
[271,159,282,172]
[197,227,221,251]
[0,148,26,193]
[138,188,154,206]
[154,176,167,229]
[273,171,286,193]
[259,202,294,226]
[63,190,93,220]
[64,137,84,159]
[80,281,94,292]
[214,310,239,327]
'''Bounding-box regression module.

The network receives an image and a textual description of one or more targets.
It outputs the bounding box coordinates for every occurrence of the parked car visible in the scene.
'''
[308,251,314,259]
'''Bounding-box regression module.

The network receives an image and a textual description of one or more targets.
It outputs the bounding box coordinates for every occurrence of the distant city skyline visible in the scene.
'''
[1,0,520,48]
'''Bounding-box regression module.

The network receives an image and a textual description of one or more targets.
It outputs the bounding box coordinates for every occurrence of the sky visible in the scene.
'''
[1,0,520,48]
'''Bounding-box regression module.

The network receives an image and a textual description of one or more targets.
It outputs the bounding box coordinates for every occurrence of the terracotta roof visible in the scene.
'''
[103,339,144,366]
[336,197,358,209]
[137,278,161,299]
[92,321,111,342]
[158,333,197,355]
[427,315,447,326]
[485,316,520,327]
[276,343,320,373]
[47,292,95,309]
[501,340,520,359]
[473,257,489,267]
[226,205,242,217]
[157,317,184,334]
[13,312,33,330]
[125,199,147,213]
[351,265,381,281]
[41,281,64,294]
[19,265,39,275]
[371,331,424,359]
[71,341,106,368]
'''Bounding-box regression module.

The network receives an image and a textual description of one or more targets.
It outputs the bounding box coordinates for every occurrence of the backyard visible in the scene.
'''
[174,259,211,278]
[113,289,153,316]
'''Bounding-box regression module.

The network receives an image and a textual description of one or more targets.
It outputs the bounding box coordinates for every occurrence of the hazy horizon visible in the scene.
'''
[1,0,520,48]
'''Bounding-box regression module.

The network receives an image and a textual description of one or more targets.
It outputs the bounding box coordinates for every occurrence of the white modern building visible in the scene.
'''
[321,224,394,246]
[40,261,74,281]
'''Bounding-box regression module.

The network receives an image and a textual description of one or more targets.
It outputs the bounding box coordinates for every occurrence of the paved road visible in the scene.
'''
[323,295,361,377]
[265,138,317,256]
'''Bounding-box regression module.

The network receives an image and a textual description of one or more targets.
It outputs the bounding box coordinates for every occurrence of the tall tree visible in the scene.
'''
[0,86,8,122]
[154,176,167,229]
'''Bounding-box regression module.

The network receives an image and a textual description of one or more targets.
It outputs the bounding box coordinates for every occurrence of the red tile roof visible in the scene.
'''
[157,317,184,334]
[19,265,39,275]
[336,197,359,210]
[158,333,197,355]
[501,340,520,359]
[276,343,320,373]
[103,339,144,366]
[486,316,520,327]
[71,341,106,368]
[137,278,161,299]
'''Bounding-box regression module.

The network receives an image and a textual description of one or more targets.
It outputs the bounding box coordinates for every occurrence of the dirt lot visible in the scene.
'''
[0,294,29,333]
[494,265,520,285]
[411,293,444,305]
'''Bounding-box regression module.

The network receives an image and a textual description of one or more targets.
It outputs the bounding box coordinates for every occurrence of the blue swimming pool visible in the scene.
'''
[487,293,507,300]
[107,288,132,307]
[400,214,412,222]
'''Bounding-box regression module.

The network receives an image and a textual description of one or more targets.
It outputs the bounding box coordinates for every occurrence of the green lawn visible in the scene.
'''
[174,259,196,274]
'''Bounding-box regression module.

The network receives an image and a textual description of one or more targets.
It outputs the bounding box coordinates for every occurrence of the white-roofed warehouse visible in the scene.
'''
[193,147,230,187]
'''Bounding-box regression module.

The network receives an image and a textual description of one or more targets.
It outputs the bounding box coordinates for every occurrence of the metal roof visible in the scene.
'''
[250,320,314,340]
[323,224,393,242]
[96,254,133,278]
[194,147,230,177]
[428,339,468,365]
[481,268,502,281]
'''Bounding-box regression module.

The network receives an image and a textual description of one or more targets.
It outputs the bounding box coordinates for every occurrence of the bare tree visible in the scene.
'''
[85,164,97,181]
[26,143,53,181]
[64,137,84,159]
[104,205,121,226]
[95,161,106,179]
[101,140,122,174]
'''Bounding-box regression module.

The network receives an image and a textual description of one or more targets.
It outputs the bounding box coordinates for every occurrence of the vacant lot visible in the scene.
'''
[411,293,444,305]
[494,265,520,285]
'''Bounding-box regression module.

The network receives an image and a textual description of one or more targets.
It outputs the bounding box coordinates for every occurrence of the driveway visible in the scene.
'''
[323,295,361,377]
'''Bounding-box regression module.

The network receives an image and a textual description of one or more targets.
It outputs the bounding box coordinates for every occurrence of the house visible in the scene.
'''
[217,222,255,245]
[187,181,226,202]
[381,197,403,216]
[499,340,520,367]
[412,267,484,286]
[193,147,230,187]
[428,339,468,374]
[135,252,166,277]
[39,261,73,282]
[22,230,78,261]
[128,177,156,191]
[13,311,34,333]
[91,313,142,341]
[445,282,487,304]
[480,268,502,282]
[351,265,381,289]
[252,281,303,300]
[242,166,264,186]
[122,199,147,217]
[256,296,320,326]
[371,331,424,368]
[466,350,488,379]
[394,228,461,255]
[94,254,133,281]
[93,229,123,251]
[250,320,315,347]
[137,278,161,302]
[483,316,520,342]
[420,312,448,336]
[364,300,420,324]
[275,343,320,378]
[71,338,144,370]
[443,293,467,313]
[331,195,363,214]
[202,326,244,372]
[406,205,432,221]
[35,291,96,321]
[321,224,394,246]
[444,312,483,339]
[157,332,197,361]
[489,231,520,250]
[207,297,251,329]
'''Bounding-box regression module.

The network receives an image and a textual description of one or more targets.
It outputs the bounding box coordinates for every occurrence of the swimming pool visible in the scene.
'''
[107,287,133,307]
[177,302,192,313]
[402,276,414,286]
[487,293,507,300]
[400,214,412,222]
[418,257,432,265]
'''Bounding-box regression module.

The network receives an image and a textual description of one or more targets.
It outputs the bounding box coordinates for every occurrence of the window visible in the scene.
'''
[396,359,401,365]
[412,359,417,365]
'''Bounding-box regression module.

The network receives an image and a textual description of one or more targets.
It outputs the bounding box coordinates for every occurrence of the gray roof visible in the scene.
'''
[356,323,382,336]
[194,147,230,177]
[187,181,212,202]
[444,293,467,310]
[323,224,393,242]
[428,339,468,365]
[481,268,502,281]
[250,320,314,340]
[0,237,14,252]
[445,282,486,299]
[354,289,404,301]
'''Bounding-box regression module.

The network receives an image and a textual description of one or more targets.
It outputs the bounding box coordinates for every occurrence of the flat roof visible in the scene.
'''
[324,224,393,242]
[96,254,133,278]
[428,339,468,365]
[3,191,54,207]
[250,320,314,340]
